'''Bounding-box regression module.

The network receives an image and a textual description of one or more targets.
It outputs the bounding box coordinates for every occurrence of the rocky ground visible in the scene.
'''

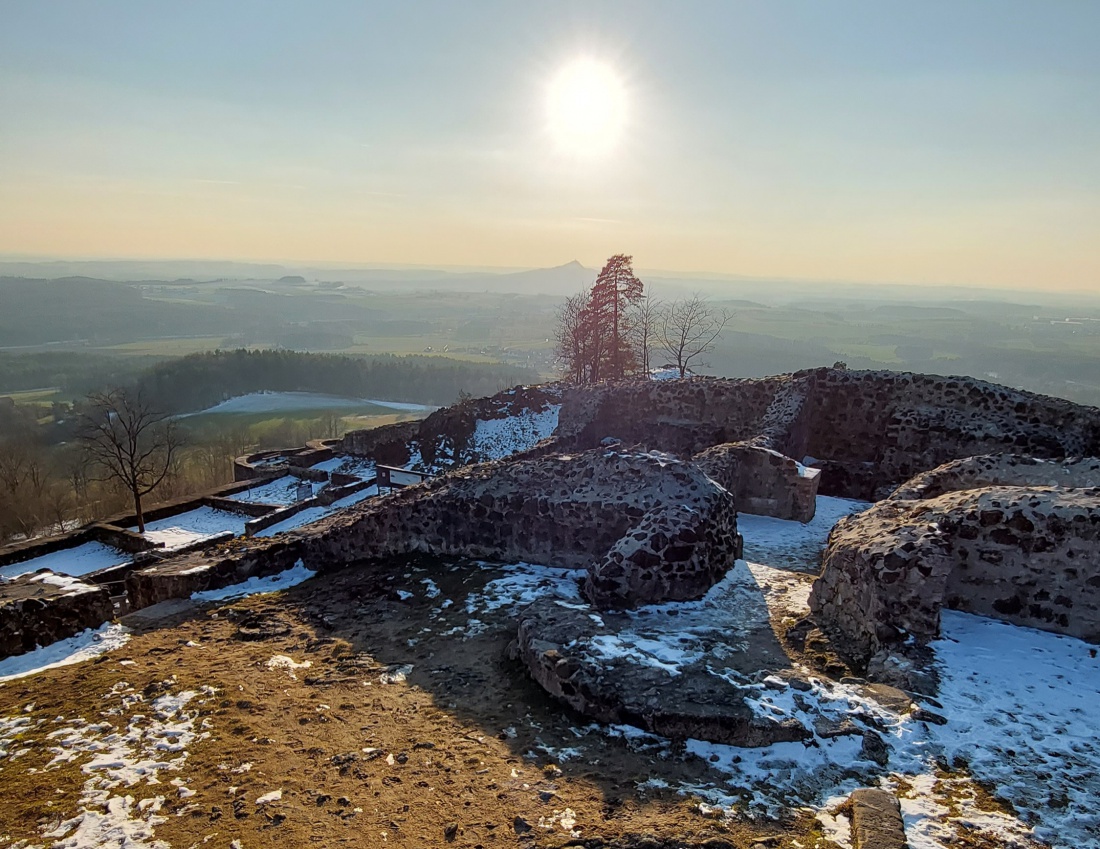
[0,495,1088,848]
[0,558,825,849]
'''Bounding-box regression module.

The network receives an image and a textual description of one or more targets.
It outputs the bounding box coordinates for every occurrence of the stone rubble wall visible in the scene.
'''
[806,370,1100,499]
[339,420,420,466]
[754,370,817,457]
[810,480,1100,667]
[128,448,741,611]
[415,385,562,468]
[550,368,1100,502]
[339,385,560,470]
[693,442,819,522]
[889,454,1100,501]
[0,574,113,660]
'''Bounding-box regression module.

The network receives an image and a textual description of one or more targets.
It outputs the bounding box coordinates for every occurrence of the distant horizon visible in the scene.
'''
[0,251,1096,298]
[2,3,1097,294]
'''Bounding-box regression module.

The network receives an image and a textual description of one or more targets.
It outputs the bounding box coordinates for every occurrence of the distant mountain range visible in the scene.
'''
[0,258,1096,308]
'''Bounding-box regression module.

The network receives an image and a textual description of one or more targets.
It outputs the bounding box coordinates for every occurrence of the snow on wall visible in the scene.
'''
[0,542,131,580]
[469,404,560,461]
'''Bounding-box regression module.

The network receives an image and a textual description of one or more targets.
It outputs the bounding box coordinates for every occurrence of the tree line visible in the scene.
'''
[555,254,731,383]
[137,349,538,413]
[0,350,538,543]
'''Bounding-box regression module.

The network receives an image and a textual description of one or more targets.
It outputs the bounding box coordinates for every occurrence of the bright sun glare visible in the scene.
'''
[547,60,627,156]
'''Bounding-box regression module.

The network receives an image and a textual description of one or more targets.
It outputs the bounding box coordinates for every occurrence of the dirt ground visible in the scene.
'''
[0,557,838,849]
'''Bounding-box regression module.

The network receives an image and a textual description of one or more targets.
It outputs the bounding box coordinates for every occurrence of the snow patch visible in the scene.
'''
[191,562,316,602]
[135,507,250,549]
[0,624,130,682]
[0,542,131,580]
[468,404,560,461]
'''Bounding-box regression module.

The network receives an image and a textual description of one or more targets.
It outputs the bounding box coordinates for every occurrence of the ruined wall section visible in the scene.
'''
[129,449,740,611]
[889,454,1100,501]
[0,573,113,659]
[810,484,1100,667]
[555,377,781,455]
[339,420,420,466]
[693,443,819,522]
[806,371,1100,499]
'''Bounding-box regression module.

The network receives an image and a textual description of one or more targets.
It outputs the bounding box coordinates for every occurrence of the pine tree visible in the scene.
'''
[588,254,644,380]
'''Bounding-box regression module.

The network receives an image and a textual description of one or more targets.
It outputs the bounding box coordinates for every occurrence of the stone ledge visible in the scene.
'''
[848,788,908,849]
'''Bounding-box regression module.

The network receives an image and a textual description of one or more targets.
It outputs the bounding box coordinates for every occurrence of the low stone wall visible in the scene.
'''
[694,442,820,522]
[243,498,319,536]
[0,573,112,660]
[889,454,1100,501]
[340,420,420,465]
[809,480,1100,667]
[128,448,741,611]
[555,376,781,455]
[233,450,290,481]
[202,497,275,518]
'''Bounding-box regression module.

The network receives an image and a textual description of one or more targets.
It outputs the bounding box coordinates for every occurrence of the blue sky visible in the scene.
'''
[1,1,1097,289]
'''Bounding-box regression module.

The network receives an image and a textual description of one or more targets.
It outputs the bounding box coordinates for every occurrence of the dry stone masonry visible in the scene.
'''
[0,572,112,659]
[9,367,1100,691]
[810,453,1100,669]
[129,447,742,611]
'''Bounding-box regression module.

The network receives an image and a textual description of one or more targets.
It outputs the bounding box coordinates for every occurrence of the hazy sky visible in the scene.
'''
[1,1,1098,290]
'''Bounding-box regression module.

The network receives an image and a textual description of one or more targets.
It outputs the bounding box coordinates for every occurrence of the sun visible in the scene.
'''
[546,60,627,156]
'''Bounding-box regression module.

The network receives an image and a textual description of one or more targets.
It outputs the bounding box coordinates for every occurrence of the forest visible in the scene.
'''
[0,349,536,545]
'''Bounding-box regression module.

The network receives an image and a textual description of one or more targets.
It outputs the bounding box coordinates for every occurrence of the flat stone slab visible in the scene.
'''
[849,788,909,849]
[121,597,199,629]
[515,561,819,748]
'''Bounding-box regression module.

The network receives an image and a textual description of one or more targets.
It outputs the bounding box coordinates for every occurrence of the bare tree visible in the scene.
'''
[657,295,733,378]
[0,436,51,541]
[78,388,181,532]
[629,293,661,376]
[555,289,596,383]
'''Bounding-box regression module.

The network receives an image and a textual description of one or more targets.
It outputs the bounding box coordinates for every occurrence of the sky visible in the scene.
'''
[1,1,1098,291]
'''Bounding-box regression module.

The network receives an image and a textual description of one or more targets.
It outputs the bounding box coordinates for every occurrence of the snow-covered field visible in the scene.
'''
[0,541,131,580]
[135,507,250,549]
[184,391,436,416]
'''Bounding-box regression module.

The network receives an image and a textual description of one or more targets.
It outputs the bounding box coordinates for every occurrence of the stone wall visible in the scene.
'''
[889,454,1100,501]
[128,448,741,611]
[340,385,560,470]
[550,368,1100,501]
[810,454,1100,668]
[340,420,420,466]
[555,377,781,455]
[805,370,1100,499]
[0,573,112,660]
[694,442,820,522]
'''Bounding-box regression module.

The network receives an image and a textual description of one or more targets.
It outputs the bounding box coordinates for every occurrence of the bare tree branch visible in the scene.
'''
[78,387,181,532]
[657,294,733,378]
